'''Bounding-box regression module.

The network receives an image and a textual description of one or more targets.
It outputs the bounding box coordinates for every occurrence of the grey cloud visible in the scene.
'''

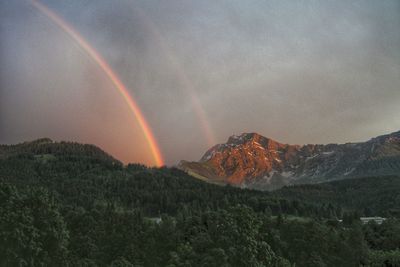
[1,0,399,165]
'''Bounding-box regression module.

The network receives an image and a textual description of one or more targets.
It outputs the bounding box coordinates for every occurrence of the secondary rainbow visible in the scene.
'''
[134,7,217,147]
[30,0,164,166]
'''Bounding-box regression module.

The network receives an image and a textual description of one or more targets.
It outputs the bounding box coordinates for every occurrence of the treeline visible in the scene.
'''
[275,176,400,217]
[0,140,399,266]
[2,183,399,266]
[0,142,340,219]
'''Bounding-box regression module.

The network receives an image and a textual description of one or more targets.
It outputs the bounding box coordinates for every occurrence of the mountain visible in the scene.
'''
[0,138,120,165]
[179,131,400,190]
[1,138,399,266]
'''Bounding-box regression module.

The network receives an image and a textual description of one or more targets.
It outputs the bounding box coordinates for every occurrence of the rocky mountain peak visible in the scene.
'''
[200,133,285,163]
[226,132,287,150]
[227,133,264,144]
[180,131,400,190]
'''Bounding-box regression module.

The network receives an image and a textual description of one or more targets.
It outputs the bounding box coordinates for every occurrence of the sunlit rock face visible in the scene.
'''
[179,131,400,190]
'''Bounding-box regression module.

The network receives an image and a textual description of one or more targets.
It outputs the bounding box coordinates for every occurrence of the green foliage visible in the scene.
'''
[0,141,326,218]
[363,219,400,251]
[110,257,134,267]
[264,216,368,267]
[0,184,69,266]
[168,206,287,267]
[276,176,400,217]
[0,140,399,266]
[368,249,400,267]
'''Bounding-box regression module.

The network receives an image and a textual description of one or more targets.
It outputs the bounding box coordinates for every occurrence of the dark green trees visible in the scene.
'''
[0,140,399,266]
[0,184,69,266]
[169,206,290,267]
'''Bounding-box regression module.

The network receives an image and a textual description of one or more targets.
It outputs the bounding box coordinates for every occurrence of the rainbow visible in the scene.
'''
[133,7,217,147]
[30,0,164,166]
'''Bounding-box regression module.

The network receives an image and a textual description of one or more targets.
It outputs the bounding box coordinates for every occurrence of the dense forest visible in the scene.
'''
[0,139,399,266]
[275,176,400,217]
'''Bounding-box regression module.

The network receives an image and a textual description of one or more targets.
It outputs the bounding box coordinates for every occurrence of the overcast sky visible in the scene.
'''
[1,0,399,165]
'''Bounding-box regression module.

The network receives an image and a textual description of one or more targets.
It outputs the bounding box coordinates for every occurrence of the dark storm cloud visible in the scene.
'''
[1,0,399,165]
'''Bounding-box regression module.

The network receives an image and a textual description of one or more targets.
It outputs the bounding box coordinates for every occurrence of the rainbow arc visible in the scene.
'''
[30,0,164,166]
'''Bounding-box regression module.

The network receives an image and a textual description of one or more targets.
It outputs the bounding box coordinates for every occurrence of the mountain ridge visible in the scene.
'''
[0,137,121,166]
[179,130,400,190]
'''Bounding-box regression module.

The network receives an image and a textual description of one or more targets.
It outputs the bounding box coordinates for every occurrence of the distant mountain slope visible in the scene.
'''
[179,131,400,190]
[0,138,120,164]
[274,175,400,217]
[1,138,399,216]
[0,138,327,218]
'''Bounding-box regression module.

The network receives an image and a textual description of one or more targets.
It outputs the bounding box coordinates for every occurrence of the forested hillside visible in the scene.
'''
[275,176,400,217]
[0,139,399,266]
